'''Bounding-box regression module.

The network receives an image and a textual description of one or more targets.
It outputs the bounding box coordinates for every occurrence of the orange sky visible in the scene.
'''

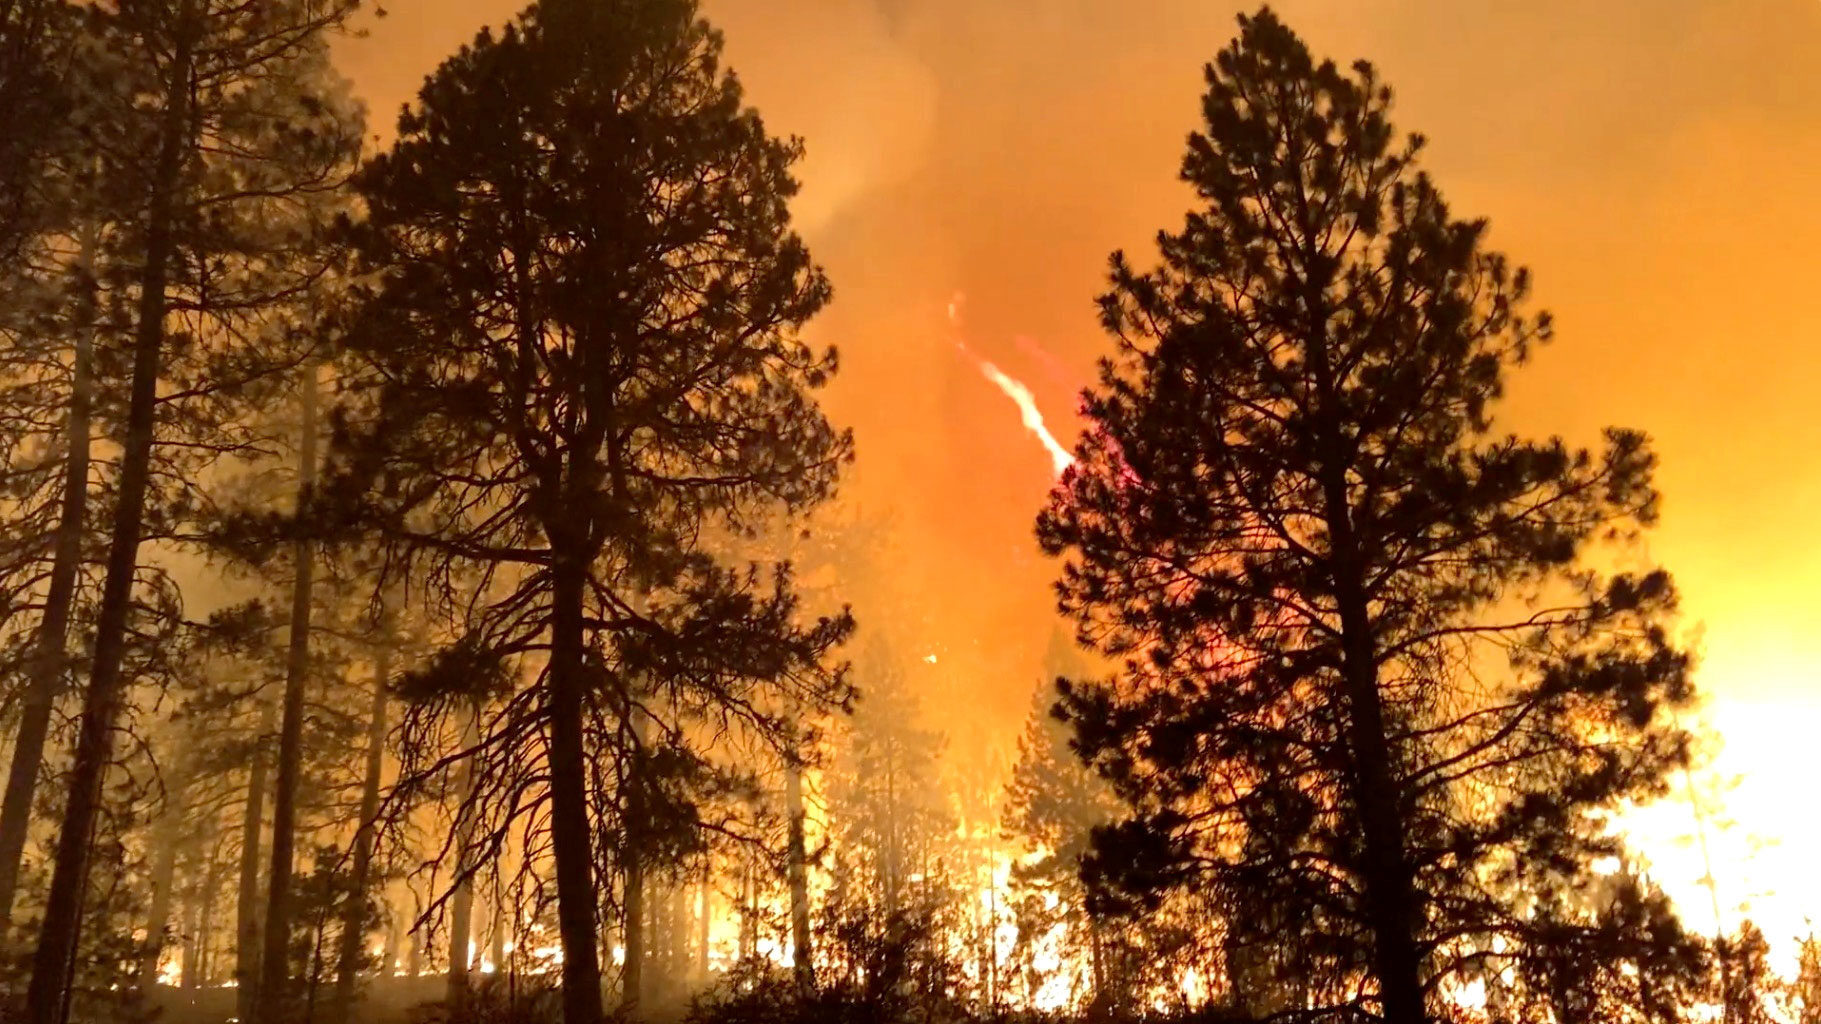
[337,0,1821,955]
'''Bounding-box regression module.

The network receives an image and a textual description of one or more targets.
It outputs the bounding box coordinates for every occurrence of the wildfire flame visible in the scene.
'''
[973,358,1075,478]
[946,295,1075,479]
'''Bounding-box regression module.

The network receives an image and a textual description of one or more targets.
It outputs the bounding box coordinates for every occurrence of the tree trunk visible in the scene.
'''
[137,774,189,990]
[668,882,688,996]
[0,224,96,925]
[693,859,709,982]
[405,909,423,977]
[738,856,756,961]
[490,893,508,976]
[138,834,179,991]
[1309,334,1426,1021]
[620,704,649,1014]
[382,890,403,979]
[188,829,222,990]
[22,6,195,1017]
[447,879,474,1002]
[884,746,900,918]
[1087,919,1105,1012]
[1333,592,1426,1022]
[255,362,321,1024]
[548,556,605,1024]
[786,758,813,991]
[238,697,278,1023]
[447,703,480,1008]
[330,636,391,1024]
[621,829,644,1013]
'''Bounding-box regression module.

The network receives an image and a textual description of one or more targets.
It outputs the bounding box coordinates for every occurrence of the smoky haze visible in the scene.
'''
[334,0,1821,946]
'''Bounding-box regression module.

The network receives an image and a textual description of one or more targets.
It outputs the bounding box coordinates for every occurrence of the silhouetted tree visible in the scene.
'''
[0,0,147,925]
[1038,9,1697,1022]
[255,362,326,1024]
[0,0,88,263]
[21,1,361,1017]
[0,218,104,927]
[328,608,397,1024]
[325,2,852,1022]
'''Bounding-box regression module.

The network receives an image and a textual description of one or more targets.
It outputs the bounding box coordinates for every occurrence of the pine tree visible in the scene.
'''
[1038,9,1697,1021]
[825,641,954,925]
[0,0,149,925]
[325,3,852,1021]
[255,362,323,1024]
[0,218,104,926]
[327,607,395,1024]
[21,2,362,1017]
[206,430,412,1022]
[0,0,89,262]
[1001,631,1120,1012]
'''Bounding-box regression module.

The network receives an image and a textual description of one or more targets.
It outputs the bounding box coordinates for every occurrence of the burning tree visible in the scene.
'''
[1000,632,1120,1012]
[1038,8,1698,1022]
[324,2,853,1021]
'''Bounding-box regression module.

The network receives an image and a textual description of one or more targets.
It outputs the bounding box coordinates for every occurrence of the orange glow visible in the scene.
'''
[331,0,1821,974]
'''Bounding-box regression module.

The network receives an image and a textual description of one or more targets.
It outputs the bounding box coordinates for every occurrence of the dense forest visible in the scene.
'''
[0,1,1811,1022]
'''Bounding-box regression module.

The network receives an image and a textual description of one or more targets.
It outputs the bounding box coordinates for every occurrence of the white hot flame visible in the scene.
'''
[945,293,1075,478]
[973,357,1075,478]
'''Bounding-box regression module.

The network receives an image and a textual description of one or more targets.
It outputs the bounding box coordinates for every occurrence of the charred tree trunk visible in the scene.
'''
[330,636,391,1024]
[786,757,813,991]
[22,6,196,1017]
[548,553,605,1024]
[237,695,278,1020]
[254,362,321,1024]
[0,224,96,925]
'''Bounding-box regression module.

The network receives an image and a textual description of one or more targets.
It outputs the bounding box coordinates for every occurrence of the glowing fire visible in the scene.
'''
[947,295,1075,478]
[974,359,1075,478]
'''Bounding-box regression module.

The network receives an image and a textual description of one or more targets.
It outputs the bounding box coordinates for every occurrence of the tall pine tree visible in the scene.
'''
[1038,10,1697,1021]
[326,2,852,1020]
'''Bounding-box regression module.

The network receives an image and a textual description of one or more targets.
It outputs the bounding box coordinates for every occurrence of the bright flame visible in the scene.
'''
[974,358,1076,478]
[946,293,1075,478]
